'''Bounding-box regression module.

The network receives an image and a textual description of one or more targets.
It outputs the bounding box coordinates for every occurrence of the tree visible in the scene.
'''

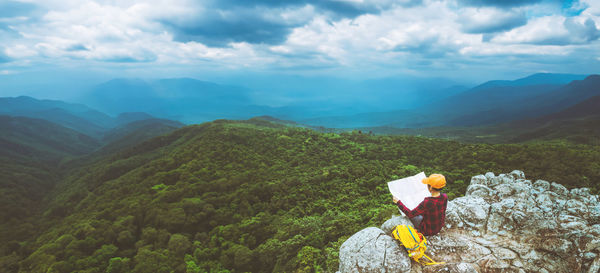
[106,257,130,273]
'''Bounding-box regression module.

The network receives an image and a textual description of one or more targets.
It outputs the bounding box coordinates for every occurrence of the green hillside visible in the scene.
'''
[2,119,599,273]
[0,116,103,261]
[0,116,101,162]
[99,118,185,155]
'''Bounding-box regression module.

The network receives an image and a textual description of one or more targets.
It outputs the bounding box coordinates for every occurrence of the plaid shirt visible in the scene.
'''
[396,193,448,236]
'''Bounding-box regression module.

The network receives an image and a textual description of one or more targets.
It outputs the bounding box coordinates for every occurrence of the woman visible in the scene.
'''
[393,173,448,236]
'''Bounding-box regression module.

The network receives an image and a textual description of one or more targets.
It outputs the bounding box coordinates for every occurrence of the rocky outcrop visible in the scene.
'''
[339,171,600,273]
[339,227,412,273]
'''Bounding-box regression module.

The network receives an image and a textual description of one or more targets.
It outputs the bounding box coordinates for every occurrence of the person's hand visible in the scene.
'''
[393,196,399,203]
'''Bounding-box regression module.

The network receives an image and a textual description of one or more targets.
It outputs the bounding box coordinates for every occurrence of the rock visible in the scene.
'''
[532,180,550,192]
[566,199,588,216]
[422,263,479,273]
[465,184,493,198]
[550,182,569,197]
[381,215,413,234]
[491,247,517,260]
[455,263,479,273]
[494,183,515,198]
[445,207,464,229]
[589,257,600,273]
[340,171,600,273]
[427,233,490,263]
[571,187,592,199]
[449,197,490,232]
[339,227,411,273]
[509,170,525,180]
[588,205,600,224]
[585,239,600,252]
[589,224,600,236]
[489,174,513,188]
[583,252,597,260]
[470,175,487,187]
[478,255,511,270]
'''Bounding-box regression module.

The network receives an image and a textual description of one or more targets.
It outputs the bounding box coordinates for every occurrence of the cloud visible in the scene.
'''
[218,0,415,18]
[279,1,477,65]
[492,15,600,45]
[0,70,17,75]
[65,44,89,51]
[459,8,528,33]
[458,0,544,8]
[0,0,599,80]
[102,55,157,63]
[162,6,305,46]
[0,1,39,18]
[157,0,409,46]
[0,50,12,63]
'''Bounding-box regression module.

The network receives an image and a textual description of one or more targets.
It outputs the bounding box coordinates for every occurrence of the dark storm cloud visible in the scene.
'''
[162,8,297,46]
[220,0,376,18]
[458,0,544,8]
[161,0,414,46]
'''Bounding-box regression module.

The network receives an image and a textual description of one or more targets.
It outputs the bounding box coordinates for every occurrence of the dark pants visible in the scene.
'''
[410,215,423,229]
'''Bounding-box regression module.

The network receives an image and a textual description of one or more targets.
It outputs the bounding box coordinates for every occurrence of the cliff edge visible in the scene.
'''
[339,171,600,273]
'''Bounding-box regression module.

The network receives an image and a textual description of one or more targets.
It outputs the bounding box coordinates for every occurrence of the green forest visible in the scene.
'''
[1,118,599,273]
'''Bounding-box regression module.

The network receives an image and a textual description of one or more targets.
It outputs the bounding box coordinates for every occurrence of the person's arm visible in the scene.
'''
[394,197,427,218]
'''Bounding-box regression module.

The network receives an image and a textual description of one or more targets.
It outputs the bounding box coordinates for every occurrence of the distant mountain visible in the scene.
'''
[115,112,156,126]
[525,75,600,117]
[0,96,167,138]
[99,118,185,155]
[79,76,471,124]
[472,73,586,90]
[298,73,593,129]
[355,76,464,109]
[506,92,600,144]
[449,74,600,126]
[434,74,586,125]
[0,96,114,136]
[525,94,600,123]
[81,78,255,121]
[0,115,101,161]
[365,92,600,145]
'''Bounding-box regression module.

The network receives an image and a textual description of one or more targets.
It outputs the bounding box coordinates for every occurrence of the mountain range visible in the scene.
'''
[2,72,597,146]
[363,90,600,145]
[1,69,599,272]
[301,73,594,128]
[1,115,598,272]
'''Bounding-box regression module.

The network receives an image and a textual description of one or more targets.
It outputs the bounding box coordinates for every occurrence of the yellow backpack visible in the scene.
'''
[391,225,444,265]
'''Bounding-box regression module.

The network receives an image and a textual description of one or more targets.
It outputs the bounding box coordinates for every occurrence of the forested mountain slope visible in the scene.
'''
[0,116,102,261]
[3,119,599,273]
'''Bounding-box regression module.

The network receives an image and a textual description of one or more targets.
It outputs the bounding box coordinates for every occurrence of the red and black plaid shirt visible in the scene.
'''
[396,193,448,236]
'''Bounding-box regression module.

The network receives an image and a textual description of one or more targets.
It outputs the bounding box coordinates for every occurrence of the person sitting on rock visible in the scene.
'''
[393,173,448,236]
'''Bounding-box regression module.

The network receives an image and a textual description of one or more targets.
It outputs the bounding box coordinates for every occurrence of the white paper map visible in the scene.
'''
[387,172,431,211]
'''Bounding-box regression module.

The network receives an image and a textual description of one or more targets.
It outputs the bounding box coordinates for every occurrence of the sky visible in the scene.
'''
[0,0,599,97]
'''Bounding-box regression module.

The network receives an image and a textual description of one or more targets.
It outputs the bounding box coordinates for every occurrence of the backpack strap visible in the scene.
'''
[420,254,445,266]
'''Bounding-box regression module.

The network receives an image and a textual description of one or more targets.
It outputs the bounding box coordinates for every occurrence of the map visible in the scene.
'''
[387,172,431,211]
